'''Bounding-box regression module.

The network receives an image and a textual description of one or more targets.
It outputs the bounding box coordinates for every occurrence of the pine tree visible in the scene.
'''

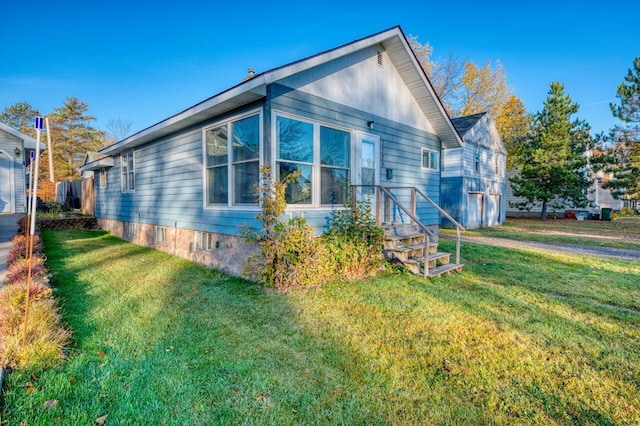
[509,82,594,219]
[0,102,41,137]
[42,98,105,181]
[597,57,640,200]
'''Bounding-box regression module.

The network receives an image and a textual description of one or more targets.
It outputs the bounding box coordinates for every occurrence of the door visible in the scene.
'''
[467,192,483,229]
[487,194,501,227]
[355,132,379,202]
[0,151,13,213]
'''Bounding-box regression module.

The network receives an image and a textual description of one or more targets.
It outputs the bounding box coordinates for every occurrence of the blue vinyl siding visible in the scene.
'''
[268,83,442,227]
[95,84,445,236]
[95,102,265,235]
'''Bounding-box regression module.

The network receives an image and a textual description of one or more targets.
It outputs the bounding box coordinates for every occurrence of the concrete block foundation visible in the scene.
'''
[97,218,259,276]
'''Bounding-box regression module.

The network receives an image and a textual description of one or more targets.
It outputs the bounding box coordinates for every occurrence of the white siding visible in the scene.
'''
[279,46,436,135]
[0,130,26,213]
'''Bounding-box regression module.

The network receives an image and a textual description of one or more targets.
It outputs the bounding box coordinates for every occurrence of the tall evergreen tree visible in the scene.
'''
[595,57,640,200]
[0,102,40,137]
[509,82,594,219]
[42,97,104,181]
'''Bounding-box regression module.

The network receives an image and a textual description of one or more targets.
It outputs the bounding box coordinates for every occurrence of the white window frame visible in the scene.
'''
[121,150,135,193]
[272,110,354,209]
[99,168,107,189]
[202,108,263,210]
[124,221,136,238]
[155,226,167,243]
[421,147,439,171]
[194,231,213,251]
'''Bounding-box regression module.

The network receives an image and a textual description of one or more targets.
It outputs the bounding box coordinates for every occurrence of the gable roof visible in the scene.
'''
[450,112,488,137]
[100,26,462,158]
[0,122,44,150]
[451,111,507,155]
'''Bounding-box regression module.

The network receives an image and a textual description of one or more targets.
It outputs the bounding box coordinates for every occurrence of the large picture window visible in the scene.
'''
[275,114,351,206]
[121,151,135,192]
[204,111,260,206]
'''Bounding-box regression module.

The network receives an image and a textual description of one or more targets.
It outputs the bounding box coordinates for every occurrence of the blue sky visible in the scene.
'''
[2,0,638,137]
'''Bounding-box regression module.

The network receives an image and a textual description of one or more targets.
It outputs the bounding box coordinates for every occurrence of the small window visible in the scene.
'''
[99,169,107,189]
[121,151,135,192]
[494,155,499,175]
[156,226,167,243]
[421,148,439,170]
[474,148,480,173]
[195,231,213,251]
[124,222,136,238]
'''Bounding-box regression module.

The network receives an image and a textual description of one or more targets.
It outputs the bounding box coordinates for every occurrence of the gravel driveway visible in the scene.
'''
[443,234,640,262]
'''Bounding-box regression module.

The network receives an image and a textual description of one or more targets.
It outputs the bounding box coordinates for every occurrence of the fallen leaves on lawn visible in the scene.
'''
[95,414,108,425]
[43,399,58,408]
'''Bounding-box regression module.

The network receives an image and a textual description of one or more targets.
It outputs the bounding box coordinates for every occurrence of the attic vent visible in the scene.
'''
[377,50,383,66]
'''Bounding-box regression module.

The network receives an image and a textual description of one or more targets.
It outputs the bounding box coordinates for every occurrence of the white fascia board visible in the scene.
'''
[78,156,115,173]
[101,78,267,156]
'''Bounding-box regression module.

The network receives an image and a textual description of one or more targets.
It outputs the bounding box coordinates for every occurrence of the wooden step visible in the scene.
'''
[384,232,425,241]
[427,263,464,278]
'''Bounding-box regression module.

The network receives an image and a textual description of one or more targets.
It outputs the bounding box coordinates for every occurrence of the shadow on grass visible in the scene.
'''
[2,230,638,424]
[6,230,492,424]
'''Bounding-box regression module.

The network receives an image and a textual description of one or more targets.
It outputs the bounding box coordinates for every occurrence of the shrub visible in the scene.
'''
[620,207,636,216]
[5,255,47,286]
[6,234,41,265]
[243,168,385,289]
[37,180,57,204]
[323,194,385,279]
[0,230,70,371]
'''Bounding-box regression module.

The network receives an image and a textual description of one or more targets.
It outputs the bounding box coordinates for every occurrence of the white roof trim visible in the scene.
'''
[78,156,115,173]
[0,122,45,150]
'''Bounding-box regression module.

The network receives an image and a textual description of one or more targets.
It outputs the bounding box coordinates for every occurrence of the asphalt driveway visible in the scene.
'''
[0,214,22,284]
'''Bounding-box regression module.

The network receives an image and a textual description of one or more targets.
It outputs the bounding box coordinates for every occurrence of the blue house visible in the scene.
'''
[440,112,507,229]
[80,26,464,276]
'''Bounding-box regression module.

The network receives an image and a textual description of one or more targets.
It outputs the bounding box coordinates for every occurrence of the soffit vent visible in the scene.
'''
[377,50,383,67]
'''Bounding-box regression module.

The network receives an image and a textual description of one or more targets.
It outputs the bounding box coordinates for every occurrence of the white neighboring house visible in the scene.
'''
[0,122,44,214]
[440,112,507,229]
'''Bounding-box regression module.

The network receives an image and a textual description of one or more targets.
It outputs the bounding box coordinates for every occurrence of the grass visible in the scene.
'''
[1,229,639,424]
[442,216,640,250]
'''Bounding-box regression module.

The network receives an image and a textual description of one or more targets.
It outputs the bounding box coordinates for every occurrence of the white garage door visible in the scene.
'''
[0,152,12,213]
[467,193,483,229]
[487,194,501,227]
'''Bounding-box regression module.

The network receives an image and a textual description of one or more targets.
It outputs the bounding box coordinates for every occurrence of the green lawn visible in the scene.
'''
[442,217,640,250]
[1,229,639,425]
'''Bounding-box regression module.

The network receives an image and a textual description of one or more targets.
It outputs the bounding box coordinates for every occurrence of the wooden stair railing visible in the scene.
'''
[351,185,465,278]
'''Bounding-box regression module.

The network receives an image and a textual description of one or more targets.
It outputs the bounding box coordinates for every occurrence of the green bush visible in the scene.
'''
[323,194,385,279]
[243,169,385,289]
[620,207,636,216]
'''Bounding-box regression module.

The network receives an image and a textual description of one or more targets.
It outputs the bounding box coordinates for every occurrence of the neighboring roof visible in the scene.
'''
[0,122,45,150]
[100,25,462,157]
[79,151,114,172]
[450,112,488,137]
[451,111,507,155]
[83,151,99,164]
